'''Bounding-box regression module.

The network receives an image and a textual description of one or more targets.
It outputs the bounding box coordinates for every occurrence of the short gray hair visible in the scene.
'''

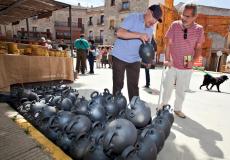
[181,3,198,16]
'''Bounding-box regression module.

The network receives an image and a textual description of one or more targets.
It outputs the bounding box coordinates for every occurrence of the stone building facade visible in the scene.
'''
[85,6,105,44]
[0,0,164,45]
[0,4,87,43]
[52,5,87,42]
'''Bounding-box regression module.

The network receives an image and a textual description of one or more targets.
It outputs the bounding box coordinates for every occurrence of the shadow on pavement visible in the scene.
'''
[173,117,224,159]
[207,90,230,95]
[142,87,160,95]
[200,89,230,94]
[146,103,198,160]
[158,131,197,160]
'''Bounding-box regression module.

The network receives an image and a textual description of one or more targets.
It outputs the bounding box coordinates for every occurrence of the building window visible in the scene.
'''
[100,30,104,39]
[121,1,130,10]
[111,0,115,6]
[109,19,115,29]
[100,15,104,24]
[97,15,104,25]
[32,27,37,32]
[88,17,93,26]
[46,29,51,39]
[78,18,83,28]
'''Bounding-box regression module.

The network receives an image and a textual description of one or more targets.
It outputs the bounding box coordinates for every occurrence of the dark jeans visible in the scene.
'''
[88,55,95,73]
[112,56,141,101]
[76,50,87,74]
[108,55,112,68]
[145,68,150,86]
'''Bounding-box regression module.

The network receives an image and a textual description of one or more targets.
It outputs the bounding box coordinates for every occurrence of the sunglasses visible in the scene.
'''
[183,28,187,39]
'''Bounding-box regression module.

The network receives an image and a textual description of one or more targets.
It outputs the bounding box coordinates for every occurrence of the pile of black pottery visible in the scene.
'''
[9,85,174,160]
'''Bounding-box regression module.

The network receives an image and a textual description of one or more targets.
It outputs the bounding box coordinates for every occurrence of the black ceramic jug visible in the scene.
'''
[139,42,155,64]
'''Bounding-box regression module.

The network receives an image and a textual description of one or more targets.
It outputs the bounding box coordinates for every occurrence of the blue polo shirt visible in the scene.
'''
[112,13,153,63]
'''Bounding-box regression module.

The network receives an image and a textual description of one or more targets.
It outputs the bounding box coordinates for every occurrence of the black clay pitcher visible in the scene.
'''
[103,119,137,155]
[139,42,155,64]
[126,96,151,128]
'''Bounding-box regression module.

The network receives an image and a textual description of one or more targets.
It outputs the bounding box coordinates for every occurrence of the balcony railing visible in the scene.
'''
[56,35,71,39]
[55,21,77,27]
[95,36,103,44]
[55,21,84,32]
[17,31,52,40]
[119,7,130,12]
[88,21,93,26]
[97,21,105,26]
[77,23,84,28]
[86,36,103,44]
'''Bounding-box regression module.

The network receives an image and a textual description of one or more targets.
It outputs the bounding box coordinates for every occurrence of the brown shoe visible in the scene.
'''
[174,111,186,118]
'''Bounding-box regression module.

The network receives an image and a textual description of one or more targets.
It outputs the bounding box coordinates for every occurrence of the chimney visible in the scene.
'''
[91,5,93,8]
[78,3,80,6]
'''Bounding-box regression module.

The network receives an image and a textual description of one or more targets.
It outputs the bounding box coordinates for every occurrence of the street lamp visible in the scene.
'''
[216,50,223,72]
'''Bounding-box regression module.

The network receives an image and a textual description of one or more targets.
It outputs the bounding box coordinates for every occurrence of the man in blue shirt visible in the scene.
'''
[112,4,162,101]
[74,34,90,75]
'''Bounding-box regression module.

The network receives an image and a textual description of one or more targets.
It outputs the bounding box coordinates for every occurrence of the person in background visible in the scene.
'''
[39,37,46,46]
[88,40,96,74]
[46,39,53,49]
[74,34,90,75]
[112,4,162,101]
[142,37,157,88]
[58,39,68,51]
[161,3,205,118]
[96,47,102,68]
[142,62,151,88]
[101,47,108,68]
[13,35,18,42]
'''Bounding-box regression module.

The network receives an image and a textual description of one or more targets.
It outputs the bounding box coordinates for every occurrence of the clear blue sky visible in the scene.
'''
[57,0,230,9]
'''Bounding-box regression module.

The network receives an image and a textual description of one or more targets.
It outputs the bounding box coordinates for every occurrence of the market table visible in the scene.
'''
[0,54,74,92]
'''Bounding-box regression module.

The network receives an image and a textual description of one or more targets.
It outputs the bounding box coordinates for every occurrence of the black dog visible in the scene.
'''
[200,74,229,92]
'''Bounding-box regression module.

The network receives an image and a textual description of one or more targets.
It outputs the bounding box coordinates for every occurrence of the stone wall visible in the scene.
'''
[52,6,87,40]
[85,6,105,44]
[103,0,150,45]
